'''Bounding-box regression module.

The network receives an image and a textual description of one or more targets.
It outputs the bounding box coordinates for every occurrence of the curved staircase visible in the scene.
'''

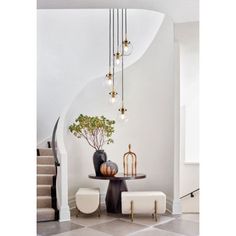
[37,143,59,222]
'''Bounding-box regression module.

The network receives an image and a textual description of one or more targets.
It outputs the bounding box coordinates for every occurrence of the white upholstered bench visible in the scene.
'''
[121,191,166,222]
[75,188,100,217]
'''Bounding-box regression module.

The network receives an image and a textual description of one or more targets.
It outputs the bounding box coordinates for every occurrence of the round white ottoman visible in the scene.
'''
[75,188,100,216]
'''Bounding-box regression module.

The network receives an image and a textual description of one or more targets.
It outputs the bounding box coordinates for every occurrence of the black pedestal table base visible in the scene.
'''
[106,180,128,213]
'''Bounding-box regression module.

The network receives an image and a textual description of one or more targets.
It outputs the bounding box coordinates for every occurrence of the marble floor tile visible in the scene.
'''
[129,228,185,236]
[90,219,147,236]
[120,214,175,226]
[155,219,199,236]
[37,221,83,236]
[179,214,199,223]
[70,214,116,227]
[51,227,112,236]
[37,212,199,236]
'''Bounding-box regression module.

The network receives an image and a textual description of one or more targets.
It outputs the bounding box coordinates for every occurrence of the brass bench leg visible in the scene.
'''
[130,200,134,222]
[76,207,80,218]
[97,195,101,217]
[154,200,157,222]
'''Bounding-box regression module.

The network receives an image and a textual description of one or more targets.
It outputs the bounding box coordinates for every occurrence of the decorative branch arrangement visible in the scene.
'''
[69,114,115,151]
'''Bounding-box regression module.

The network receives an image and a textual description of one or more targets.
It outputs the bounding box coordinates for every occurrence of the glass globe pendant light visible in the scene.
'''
[114,9,122,66]
[123,9,133,56]
[119,9,128,120]
[109,9,118,103]
[105,9,113,86]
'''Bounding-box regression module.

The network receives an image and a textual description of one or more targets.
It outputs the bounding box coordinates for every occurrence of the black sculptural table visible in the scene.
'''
[88,173,146,213]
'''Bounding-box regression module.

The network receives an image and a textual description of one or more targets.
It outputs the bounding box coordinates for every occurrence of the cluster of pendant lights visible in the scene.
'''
[105,9,133,120]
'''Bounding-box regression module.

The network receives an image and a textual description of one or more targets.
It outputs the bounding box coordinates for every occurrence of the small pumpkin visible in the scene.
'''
[100,160,118,176]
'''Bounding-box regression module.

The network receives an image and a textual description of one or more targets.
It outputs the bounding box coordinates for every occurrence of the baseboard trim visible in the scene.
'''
[167,197,182,215]
[59,205,71,222]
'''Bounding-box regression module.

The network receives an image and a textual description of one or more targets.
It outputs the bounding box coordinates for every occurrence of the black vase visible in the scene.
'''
[93,150,107,176]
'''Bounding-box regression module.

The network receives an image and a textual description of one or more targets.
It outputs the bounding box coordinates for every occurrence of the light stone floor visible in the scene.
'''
[37,211,199,236]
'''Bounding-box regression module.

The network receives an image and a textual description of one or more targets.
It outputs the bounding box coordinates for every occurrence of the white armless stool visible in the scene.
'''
[122,191,166,222]
[75,188,100,217]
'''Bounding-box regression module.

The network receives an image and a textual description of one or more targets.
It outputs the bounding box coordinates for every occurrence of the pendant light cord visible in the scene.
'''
[125,9,127,39]
[117,9,119,52]
[109,9,111,71]
[112,9,115,90]
[121,9,124,105]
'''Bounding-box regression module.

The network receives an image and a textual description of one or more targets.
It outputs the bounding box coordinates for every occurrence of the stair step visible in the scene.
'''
[37,196,52,208]
[37,156,54,165]
[37,174,54,185]
[37,165,56,175]
[37,148,53,156]
[37,208,55,222]
[37,185,51,196]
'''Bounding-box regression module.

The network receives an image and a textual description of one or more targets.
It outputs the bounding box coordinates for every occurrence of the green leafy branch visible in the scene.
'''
[69,114,115,151]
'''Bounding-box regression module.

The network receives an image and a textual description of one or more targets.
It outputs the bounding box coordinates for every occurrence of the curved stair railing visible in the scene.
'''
[51,117,60,220]
[52,117,60,167]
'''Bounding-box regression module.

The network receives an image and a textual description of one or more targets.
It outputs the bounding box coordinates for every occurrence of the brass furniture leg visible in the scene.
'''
[97,195,101,217]
[76,207,80,218]
[130,200,134,222]
[154,200,157,221]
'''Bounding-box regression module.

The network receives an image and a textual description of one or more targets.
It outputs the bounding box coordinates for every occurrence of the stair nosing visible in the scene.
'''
[37,196,51,200]
[37,184,51,187]
[37,207,55,211]
[37,174,54,176]
[37,164,55,167]
[37,155,54,157]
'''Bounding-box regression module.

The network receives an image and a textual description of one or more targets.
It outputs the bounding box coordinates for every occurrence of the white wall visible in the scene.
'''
[37,9,164,143]
[175,22,199,164]
[175,22,199,212]
[62,16,176,209]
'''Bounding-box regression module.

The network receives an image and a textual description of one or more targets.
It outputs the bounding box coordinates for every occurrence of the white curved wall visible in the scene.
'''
[63,15,175,207]
[38,0,199,23]
[37,9,164,143]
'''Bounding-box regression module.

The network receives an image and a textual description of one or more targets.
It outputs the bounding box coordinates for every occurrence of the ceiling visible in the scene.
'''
[37,0,199,23]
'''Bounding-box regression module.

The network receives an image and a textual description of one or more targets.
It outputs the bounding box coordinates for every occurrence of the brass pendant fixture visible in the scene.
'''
[123,9,133,56]
[105,8,132,118]
[118,8,128,120]
[109,9,118,103]
[114,9,122,66]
